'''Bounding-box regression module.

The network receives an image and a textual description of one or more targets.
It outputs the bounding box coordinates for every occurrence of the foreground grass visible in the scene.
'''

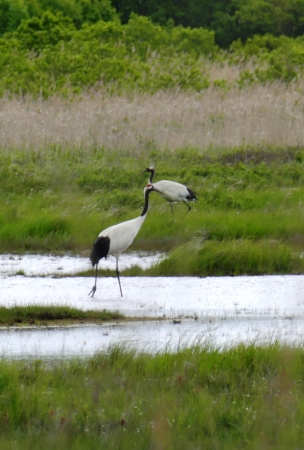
[0,306,123,326]
[0,344,303,449]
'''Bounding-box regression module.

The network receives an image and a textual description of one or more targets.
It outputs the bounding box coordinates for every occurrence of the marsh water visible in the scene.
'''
[1,253,304,358]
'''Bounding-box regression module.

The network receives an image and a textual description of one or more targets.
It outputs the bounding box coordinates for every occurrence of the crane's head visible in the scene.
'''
[139,165,155,175]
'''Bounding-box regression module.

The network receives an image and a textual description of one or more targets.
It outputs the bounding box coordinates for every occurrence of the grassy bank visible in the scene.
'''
[1,144,304,276]
[0,344,303,449]
[0,306,123,326]
[149,239,300,277]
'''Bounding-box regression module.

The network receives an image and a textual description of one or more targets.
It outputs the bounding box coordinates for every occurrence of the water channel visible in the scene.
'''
[1,253,304,358]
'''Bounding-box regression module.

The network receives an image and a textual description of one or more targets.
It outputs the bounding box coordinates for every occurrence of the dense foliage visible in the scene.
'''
[113,0,304,47]
[0,0,117,35]
[0,12,215,97]
[2,0,304,47]
[1,1,304,96]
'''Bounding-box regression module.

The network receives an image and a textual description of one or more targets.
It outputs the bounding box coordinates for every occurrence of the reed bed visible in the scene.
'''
[1,80,304,152]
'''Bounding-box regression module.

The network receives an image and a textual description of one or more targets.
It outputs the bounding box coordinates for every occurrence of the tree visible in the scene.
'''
[0,0,29,35]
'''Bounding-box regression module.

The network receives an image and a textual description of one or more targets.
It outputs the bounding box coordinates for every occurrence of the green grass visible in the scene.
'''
[150,239,299,276]
[2,145,304,275]
[0,306,124,326]
[0,344,303,449]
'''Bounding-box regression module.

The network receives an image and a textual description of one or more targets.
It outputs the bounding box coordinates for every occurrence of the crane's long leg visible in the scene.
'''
[116,257,123,297]
[183,200,191,214]
[170,203,174,218]
[89,264,98,297]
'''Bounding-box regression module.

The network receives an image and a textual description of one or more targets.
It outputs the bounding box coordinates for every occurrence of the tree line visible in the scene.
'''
[2,0,304,48]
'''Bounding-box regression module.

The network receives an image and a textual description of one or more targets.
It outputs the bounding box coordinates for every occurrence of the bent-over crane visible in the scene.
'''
[141,165,197,215]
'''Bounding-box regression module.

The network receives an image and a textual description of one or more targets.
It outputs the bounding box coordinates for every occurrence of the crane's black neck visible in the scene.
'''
[148,168,155,183]
[141,188,152,217]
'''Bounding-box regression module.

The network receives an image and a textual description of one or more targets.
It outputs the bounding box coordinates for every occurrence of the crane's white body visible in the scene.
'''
[142,166,197,214]
[151,180,193,203]
[98,215,146,257]
[89,184,159,297]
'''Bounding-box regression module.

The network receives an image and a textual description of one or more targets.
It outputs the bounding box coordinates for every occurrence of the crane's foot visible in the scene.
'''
[88,286,97,297]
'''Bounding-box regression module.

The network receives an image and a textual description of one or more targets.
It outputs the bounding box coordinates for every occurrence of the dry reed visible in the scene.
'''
[1,79,304,153]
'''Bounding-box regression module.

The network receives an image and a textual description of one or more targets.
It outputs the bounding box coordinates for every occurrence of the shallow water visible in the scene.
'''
[0,252,162,276]
[2,317,303,359]
[1,253,304,358]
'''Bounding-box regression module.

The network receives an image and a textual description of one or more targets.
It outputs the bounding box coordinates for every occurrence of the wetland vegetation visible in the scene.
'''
[1,344,304,449]
[1,0,304,283]
[0,305,123,326]
[2,1,304,447]
[2,145,304,277]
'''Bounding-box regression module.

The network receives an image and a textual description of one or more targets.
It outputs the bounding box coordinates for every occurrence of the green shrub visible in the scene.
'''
[0,0,29,35]
[235,34,304,84]
[15,10,76,51]
[0,13,218,96]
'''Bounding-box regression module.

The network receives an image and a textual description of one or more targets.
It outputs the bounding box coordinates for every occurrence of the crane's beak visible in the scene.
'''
[138,169,148,175]
[152,187,163,195]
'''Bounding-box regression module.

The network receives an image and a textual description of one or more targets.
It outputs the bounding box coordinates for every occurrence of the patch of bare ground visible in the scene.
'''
[1,80,304,153]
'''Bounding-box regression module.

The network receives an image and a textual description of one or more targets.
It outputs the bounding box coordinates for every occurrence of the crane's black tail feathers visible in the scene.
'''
[186,187,198,202]
[90,236,110,267]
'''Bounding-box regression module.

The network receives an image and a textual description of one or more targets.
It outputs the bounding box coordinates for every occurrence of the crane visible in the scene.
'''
[88,184,161,298]
[141,165,197,215]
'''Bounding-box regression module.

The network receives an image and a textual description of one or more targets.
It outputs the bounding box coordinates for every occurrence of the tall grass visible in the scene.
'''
[0,344,304,449]
[1,80,304,152]
[150,239,297,276]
